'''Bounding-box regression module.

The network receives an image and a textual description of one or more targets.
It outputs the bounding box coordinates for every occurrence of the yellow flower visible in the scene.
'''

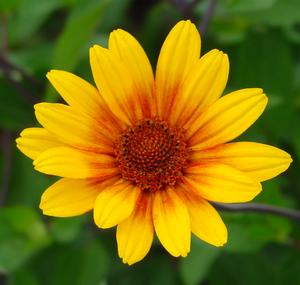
[16,20,292,265]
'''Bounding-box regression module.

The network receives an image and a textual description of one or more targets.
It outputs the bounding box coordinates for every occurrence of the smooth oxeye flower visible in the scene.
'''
[16,20,292,265]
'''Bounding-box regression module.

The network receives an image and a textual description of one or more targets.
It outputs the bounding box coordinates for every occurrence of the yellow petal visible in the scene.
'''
[47,70,125,134]
[33,146,117,179]
[90,45,143,125]
[191,142,292,182]
[185,163,262,203]
[155,20,201,119]
[187,88,268,150]
[109,29,155,117]
[46,70,103,115]
[190,200,227,247]
[117,192,154,265]
[171,49,229,127]
[40,178,113,217]
[178,189,227,246]
[93,180,140,229]
[152,187,191,257]
[34,103,114,152]
[16,128,61,160]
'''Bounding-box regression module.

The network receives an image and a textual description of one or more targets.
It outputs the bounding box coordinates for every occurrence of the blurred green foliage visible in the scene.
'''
[0,0,299,284]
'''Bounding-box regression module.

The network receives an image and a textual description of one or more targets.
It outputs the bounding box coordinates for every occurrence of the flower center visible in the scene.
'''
[115,119,189,192]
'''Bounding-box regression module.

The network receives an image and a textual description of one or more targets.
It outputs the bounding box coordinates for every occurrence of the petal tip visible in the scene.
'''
[216,240,227,247]
[261,94,269,108]
[262,93,268,101]
[119,256,138,266]
[46,71,51,79]
[93,209,111,229]
[39,199,45,210]
[89,46,97,56]
[222,52,229,62]
[15,137,21,144]
[46,69,62,78]
[180,248,190,258]
[33,157,41,167]
[15,143,22,153]
[34,102,47,111]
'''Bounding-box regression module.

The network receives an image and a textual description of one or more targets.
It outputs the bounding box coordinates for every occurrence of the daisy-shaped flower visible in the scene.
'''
[16,20,292,265]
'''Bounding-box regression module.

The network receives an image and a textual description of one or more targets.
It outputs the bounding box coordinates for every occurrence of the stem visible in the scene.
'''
[0,55,41,87]
[0,15,13,207]
[0,55,40,104]
[199,0,217,35]
[0,15,40,105]
[0,131,13,206]
[0,274,7,285]
[172,0,218,35]
[172,0,199,20]
[212,202,300,222]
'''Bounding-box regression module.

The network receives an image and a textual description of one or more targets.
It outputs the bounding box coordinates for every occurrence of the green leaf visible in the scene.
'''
[283,25,300,44]
[224,220,270,253]
[0,206,50,274]
[75,240,109,285]
[223,0,277,12]
[209,245,300,285]
[220,180,292,254]
[49,216,88,243]
[8,0,64,45]
[0,79,35,130]
[8,267,39,285]
[229,30,295,142]
[230,31,293,99]
[0,0,21,12]
[293,118,300,161]
[98,0,133,32]
[108,248,177,285]
[179,238,220,285]
[139,2,181,66]
[241,0,300,27]
[10,43,54,74]
[223,212,291,253]
[256,179,293,207]
[9,150,54,207]
[210,18,248,45]
[217,0,300,28]
[33,239,109,285]
[45,0,111,102]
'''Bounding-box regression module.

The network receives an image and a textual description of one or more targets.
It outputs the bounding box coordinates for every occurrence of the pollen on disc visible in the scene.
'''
[115,119,189,192]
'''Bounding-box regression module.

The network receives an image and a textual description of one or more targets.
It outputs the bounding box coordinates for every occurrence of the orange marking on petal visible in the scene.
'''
[161,86,180,121]
[88,174,121,187]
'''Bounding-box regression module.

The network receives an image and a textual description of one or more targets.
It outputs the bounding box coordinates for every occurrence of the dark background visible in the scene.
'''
[0,0,299,284]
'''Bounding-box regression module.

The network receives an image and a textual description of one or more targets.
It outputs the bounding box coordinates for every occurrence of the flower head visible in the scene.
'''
[16,20,292,265]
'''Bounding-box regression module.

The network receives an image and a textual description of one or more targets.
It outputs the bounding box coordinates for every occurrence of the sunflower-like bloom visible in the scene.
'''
[16,20,292,265]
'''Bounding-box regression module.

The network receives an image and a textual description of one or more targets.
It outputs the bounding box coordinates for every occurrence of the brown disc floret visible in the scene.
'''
[115,119,189,192]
